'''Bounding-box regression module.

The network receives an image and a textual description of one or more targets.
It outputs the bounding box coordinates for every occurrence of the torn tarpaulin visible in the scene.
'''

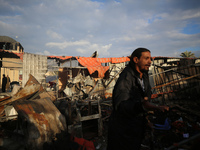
[76,57,109,78]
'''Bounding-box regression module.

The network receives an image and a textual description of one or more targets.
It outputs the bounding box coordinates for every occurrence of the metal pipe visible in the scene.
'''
[166,133,200,150]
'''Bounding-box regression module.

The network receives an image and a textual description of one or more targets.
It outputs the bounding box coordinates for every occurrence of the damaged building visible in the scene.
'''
[1,47,200,149]
[0,36,24,86]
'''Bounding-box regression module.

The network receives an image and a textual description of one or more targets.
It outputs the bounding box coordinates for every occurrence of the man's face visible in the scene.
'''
[134,51,152,72]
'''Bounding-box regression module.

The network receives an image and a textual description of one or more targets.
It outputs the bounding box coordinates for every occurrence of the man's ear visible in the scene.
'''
[133,57,138,64]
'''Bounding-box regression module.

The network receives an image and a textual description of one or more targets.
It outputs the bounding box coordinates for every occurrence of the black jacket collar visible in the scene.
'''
[128,60,149,95]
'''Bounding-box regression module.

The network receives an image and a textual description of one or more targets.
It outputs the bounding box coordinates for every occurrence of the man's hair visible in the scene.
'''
[130,48,151,61]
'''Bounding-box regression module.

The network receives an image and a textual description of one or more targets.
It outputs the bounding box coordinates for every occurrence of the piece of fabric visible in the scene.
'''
[74,137,95,150]
[96,57,130,64]
[111,57,130,64]
[107,60,151,150]
[77,57,130,78]
[96,57,112,63]
[77,57,109,78]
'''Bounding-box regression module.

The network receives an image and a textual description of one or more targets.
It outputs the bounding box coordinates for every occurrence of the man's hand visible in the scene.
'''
[157,105,169,112]
[144,97,148,101]
[142,97,169,112]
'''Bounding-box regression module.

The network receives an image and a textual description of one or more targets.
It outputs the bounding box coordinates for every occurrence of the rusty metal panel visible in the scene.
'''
[13,97,67,149]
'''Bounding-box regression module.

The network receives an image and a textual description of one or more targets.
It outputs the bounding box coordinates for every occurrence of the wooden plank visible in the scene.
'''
[80,114,100,121]
[0,96,11,102]
[98,99,103,136]
[171,104,200,118]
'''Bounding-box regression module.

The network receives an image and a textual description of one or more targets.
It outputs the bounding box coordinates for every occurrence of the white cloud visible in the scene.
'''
[182,11,200,20]
[35,50,51,56]
[46,30,63,39]
[46,39,111,56]
[44,50,51,55]
[0,0,200,57]
[46,40,90,49]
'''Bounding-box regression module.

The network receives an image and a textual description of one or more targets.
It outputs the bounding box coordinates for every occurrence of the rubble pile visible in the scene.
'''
[0,74,96,150]
[141,101,200,150]
[1,72,200,150]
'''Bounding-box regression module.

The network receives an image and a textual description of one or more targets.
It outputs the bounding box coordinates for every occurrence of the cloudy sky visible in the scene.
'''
[0,0,200,58]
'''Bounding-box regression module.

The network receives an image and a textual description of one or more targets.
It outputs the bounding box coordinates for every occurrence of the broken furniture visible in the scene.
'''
[68,98,103,139]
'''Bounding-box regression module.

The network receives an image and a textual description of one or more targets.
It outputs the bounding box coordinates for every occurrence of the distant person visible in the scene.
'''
[6,75,10,92]
[2,74,7,92]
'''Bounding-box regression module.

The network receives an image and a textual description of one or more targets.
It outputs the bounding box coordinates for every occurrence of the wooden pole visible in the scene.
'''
[152,73,200,89]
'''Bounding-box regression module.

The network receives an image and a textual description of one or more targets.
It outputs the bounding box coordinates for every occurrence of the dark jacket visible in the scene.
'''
[2,76,7,92]
[107,61,151,150]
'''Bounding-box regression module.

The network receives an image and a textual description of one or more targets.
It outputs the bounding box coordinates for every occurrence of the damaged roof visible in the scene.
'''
[0,49,22,59]
[0,36,17,43]
[2,49,198,78]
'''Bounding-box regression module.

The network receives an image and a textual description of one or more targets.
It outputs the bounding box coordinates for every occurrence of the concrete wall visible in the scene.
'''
[0,58,23,87]
[22,53,47,87]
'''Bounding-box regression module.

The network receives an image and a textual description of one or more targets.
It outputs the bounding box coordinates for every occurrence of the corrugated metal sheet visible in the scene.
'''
[13,97,67,149]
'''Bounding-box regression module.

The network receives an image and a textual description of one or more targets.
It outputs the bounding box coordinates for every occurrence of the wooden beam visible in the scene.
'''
[152,73,200,89]
[80,114,100,122]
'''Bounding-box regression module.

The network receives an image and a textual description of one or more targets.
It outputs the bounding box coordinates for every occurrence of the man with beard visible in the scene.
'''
[107,48,168,150]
